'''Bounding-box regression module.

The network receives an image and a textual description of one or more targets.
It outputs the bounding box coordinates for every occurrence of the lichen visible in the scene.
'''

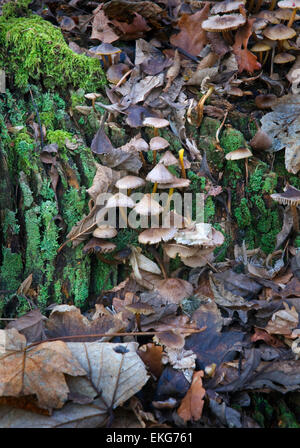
[0,15,106,91]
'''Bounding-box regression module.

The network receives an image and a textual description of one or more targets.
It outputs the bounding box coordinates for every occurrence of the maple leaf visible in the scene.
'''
[0,329,86,410]
[232,19,261,73]
[112,12,150,40]
[177,370,205,422]
[170,4,210,56]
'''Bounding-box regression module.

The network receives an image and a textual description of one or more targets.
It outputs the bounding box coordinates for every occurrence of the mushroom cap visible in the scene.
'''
[133,193,163,215]
[252,18,268,32]
[271,186,300,205]
[138,227,177,245]
[162,211,189,229]
[155,278,194,304]
[125,302,154,315]
[106,192,135,208]
[278,0,300,9]
[251,42,272,52]
[255,93,277,109]
[115,175,146,190]
[211,0,246,14]
[225,147,253,160]
[146,164,177,184]
[149,136,170,151]
[276,8,300,20]
[202,13,246,32]
[154,330,185,349]
[274,52,296,63]
[93,226,118,239]
[256,10,280,24]
[90,43,121,55]
[83,238,117,254]
[158,150,178,166]
[163,243,199,259]
[157,178,191,189]
[263,24,296,40]
[143,117,170,128]
[84,93,102,100]
[133,137,149,152]
[250,129,272,151]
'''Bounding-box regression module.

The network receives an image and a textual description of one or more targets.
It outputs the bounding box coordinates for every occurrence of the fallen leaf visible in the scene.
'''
[170,4,210,56]
[232,19,261,73]
[91,4,119,43]
[6,309,47,343]
[177,371,205,422]
[138,343,163,378]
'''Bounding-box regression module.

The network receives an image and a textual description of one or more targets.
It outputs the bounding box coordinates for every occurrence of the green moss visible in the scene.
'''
[224,161,243,189]
[62,187,87,231]
[3,209,20,235]
[19,172,34,208]
[234,198,251,229]
[0,248,23,290]
[47,130,74,148]
[187,171,206,193]
[278,400,300,428]
[114,228,139,251]
[204,196,215,222]
[91,258,117,294]
[24,206,43,277]
[0,15,106,91]
[213,223,232,262]
[294,235,300,248]
[16,295,31,316]
[262,173,278,194]
[2,0,32,18]
[75,145,97,187]
[220,127,246,154]
[248,165,266,193]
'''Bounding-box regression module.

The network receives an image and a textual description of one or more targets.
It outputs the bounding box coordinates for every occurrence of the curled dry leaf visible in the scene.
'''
[138,343,164,378]
[177,371,205,423]
[232,19,261,74]
[0,329,86,410]
[265,302,298,336]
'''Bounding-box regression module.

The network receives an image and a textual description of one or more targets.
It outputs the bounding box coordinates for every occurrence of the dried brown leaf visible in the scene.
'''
[177,371,205,422]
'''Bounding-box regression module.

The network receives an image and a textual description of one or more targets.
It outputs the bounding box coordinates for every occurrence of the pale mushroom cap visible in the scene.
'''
[158,150,178,166]
[155,278,194,304]
[106,192,135,208]
[146,164,177,184]
[163,243,199,259]
[202,14,246,32]
[250,129,272,151]
[93,226,117,239]
[278,0,300,9]
[225,147,253,160]
[157,178,191,189]
[256,10,280,24]
[276,8,300,20]
[138,227,177,244]
[263,24,296,40]
[134,138,149,152]
[274,52,296,63]
[84,93,102,100]
[162,211,189,229]
[125,302,154,315]
[143,117,170,128]
[149,136,170,151]
[211,0,246,14]
[115,175,146,190]
[133,193,163,215]
[271,186,300,205]
[90,43,121,55]
[252,18,268,32]
[251,42,271,52]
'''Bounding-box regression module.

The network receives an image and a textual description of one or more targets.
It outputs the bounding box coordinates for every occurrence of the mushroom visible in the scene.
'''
[274,52,296,63]
[132,137,149,168]
[115,175,146,196]
[90,43,121,69]
[154,278,194,304]
[143,117,170,140]
[138,227,177,245]
[106,63,130,84]
[149,136,169,164]
[106,192,135,226]
[158,150,178,167]
[124,302,154,331]
[271,185,300,232]
[255,93,277,109]
[211,0,246,15]
[153,330,185,349]
[202,13,246,44]
[275,6,300,22]
[256,10,280,24]
[251,41,271,64]
[84,93,101,113]
[93,225,118,239]
[269,0,278,10]
[250,129,272,151]
[263,23,296,52]
[83,237,116,254]
[133,193,163,216]
[278,0,300,27]
[225,147,253,185]
[146,163,176,193]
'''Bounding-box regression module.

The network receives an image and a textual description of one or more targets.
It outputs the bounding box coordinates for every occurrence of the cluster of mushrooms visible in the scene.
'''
[90,117,224,298]
[201,0,300,75]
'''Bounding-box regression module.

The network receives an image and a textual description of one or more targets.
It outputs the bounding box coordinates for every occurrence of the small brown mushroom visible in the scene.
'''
[125,302,154,331]
[149,136,169,164]
[93,226,118,239]
[154,278,194,304]
[250,129,272,151]
[90,43,121,69]
[255,93,277,109]
[138,227,177,245]
[133,193,163,216]
[202,13,246,44]
[116,175,146,195]
[146,163,177,193]
[278,0,300,27]
[271,186,300,232]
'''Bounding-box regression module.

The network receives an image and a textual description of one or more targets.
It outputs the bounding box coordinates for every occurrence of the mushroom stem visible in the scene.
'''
[269,0,277,10]
[101,55,108,70]
[222,30,233,45]
[288,9,298,28]
[152,182,158,194]
[107,54,113,67]
[153,150,157,165]
[153,127,159,138]
[178,148,186,179]
[136,313,141,332]
[291,205,299,233]
[197,86,214,127]
[262,50,270,66]
[164,188,174,214]
[139,151,147,168]
[248,0,255,12]
[128,188,132,196]
[119,207,128,226]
